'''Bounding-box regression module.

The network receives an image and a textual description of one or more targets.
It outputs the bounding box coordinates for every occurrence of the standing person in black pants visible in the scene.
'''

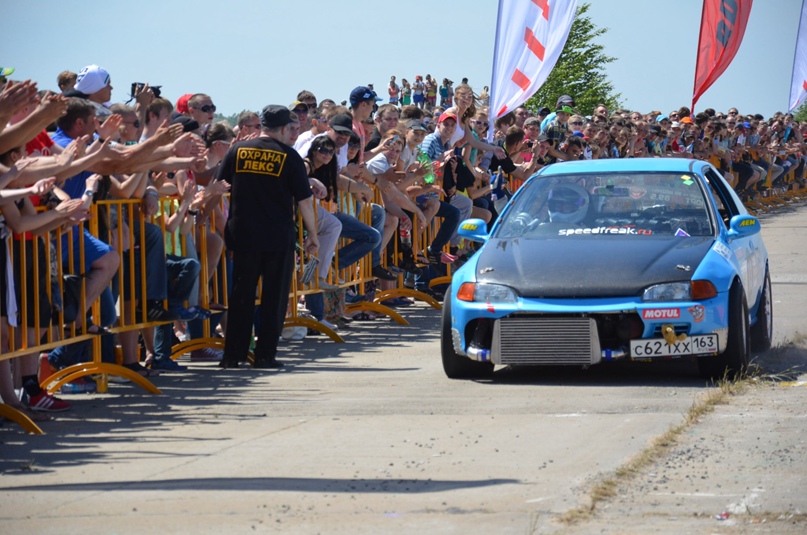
[216,105,319,369]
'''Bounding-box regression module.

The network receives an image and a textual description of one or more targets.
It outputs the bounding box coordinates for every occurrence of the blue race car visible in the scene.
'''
[442,158,772,380]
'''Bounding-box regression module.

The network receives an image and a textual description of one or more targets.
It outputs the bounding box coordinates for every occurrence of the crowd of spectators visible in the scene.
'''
[0,63,804,422]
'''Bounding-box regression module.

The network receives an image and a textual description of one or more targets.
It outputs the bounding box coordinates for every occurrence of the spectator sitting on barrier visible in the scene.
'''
[364,103,400,152]
[0,151,87,413]
[417,111,462,266]
[301,135,344,331]
[293,107,328,152]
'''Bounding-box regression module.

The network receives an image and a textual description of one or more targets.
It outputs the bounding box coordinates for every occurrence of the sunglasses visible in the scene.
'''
[294,107,308,114]
[348,142,361,149]
[123,120,141,128]
[198,104,216,113]
[569,121,583,126]
[316,146,334,156]
[243,123,261,129]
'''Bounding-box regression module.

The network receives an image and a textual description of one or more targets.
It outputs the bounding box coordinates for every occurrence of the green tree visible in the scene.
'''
[213,111,245,127]
[525,3,621,116]
[793,101,807,123]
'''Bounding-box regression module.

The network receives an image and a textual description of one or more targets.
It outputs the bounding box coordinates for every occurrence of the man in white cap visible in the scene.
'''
[74,65,113,106]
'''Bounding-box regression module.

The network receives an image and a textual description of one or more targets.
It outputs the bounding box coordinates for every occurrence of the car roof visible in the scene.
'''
[533,158,708,177]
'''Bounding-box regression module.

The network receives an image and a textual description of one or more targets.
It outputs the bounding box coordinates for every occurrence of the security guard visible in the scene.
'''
[217,105,319,369]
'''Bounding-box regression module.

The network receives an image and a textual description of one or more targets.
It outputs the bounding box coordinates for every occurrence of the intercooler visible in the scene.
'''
[491,316,601,365]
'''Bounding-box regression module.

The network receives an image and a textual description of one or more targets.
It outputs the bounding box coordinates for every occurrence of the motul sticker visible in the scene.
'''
[642,308,681,320]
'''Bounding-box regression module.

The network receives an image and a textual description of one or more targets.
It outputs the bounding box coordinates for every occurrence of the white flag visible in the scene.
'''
[488,0,578,127]
[789,0,807,112]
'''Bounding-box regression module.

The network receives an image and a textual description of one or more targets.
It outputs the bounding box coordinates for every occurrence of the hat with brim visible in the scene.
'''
[438,111,458,124]
[171,115,200,133]
[406,119,426,131]
[329,113,354,133]
[261,105,299,129]
[75,65,110,95]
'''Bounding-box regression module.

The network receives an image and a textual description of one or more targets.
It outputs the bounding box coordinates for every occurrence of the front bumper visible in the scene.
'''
[450,295,729,366]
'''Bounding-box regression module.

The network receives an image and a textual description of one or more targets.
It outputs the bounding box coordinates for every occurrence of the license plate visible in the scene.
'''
[630,334,718,358]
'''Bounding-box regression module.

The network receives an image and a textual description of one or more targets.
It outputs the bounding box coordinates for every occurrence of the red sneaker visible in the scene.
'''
[25,390,72,412]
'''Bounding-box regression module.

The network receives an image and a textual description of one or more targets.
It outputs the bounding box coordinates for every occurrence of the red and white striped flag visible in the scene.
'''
[488,0,578,124]
[789,0,807,111]
[692,0,753,111]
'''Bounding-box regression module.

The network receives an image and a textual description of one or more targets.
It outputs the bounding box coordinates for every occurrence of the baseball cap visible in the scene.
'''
[289,100,308,112]
[0,66,14,77]
[175,94,193,115]
[329,113,354,133]
[437,111,457,123]
[260,104,299,128]
[406,119,426,131]
[556,94,575,107]
[537,106,551,117]
[679,117,693,124]
[656,114,669,122]
[75,65,111,95]
[671,121,681,128]
[535,133,549,143]
[171,115,200,133]
[742,121,752,129]
[648,125,662,135]
[524,117,542,128]
[556,104,575,114]
[349,86,381,105]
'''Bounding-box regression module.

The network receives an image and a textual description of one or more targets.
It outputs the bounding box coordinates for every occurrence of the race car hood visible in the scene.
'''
[474,236,715,298]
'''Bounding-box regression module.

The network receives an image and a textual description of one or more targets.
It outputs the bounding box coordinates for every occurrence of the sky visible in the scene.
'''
[3,0,802,118]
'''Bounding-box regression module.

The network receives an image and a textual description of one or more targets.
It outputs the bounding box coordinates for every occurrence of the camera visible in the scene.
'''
[131,82,162,99]
[526,140,534,149]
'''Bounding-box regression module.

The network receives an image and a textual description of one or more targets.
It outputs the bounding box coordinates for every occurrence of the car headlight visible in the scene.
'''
[457,282,518,303]
[642,280,718,301]
[642,282,691,301]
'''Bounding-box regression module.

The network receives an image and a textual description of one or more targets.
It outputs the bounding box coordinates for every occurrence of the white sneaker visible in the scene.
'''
[320,319,339,332]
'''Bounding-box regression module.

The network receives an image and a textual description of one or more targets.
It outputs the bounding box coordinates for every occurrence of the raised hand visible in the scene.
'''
[30,177,56,196]
[96,114,123,140]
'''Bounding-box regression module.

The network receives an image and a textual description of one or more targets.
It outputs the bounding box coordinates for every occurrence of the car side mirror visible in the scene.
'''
[727,215,760,240]
[457,218,489,243]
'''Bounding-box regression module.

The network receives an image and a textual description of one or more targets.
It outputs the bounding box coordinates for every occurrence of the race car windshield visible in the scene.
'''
[496,172,715,239]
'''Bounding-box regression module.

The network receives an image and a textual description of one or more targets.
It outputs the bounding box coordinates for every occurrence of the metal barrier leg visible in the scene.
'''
[0,403,44,434]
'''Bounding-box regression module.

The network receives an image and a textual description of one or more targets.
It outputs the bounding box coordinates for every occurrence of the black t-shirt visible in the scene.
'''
[364,127,383,152]
[488,153,517,176]
[217,136,312,252]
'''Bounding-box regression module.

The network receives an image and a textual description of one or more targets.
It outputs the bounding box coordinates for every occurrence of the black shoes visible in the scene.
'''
[138,301,180,323]
[253,358,284,369]
[371,265,398,281]
[219,358,284,369]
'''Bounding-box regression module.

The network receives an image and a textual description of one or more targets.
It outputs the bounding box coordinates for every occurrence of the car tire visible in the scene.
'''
[750,268,773,353]
[441,288,494,379]
[698,282,749,381]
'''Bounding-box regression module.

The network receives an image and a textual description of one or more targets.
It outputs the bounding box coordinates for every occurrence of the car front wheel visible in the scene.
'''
[698,282,749,381]
[441,288,494,379]
[750,268,772,353]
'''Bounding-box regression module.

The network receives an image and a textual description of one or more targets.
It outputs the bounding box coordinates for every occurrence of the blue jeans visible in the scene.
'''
[429,200,461,252]
[334,205,384,269]
[154,255,200,363]
[120,220,168,301]
[48,286,117,369]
